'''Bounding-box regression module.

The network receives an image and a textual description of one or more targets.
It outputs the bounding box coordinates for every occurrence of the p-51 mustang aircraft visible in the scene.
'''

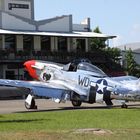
[0,59,140,109]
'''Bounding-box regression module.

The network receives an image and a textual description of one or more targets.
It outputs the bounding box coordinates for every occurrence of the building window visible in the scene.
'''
[76,39,86,52]
[5,70,15,80]
[23,36,33,53]
[5,35,16,52]
[58,37,67,52]
[8,3,29,10]
[41,36,51,51]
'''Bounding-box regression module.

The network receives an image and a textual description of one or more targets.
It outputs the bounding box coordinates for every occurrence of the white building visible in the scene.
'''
[116,42,140,65]
[0,0,115,79]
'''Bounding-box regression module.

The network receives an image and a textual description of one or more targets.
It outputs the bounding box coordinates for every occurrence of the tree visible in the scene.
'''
[104,47,121,63]
[90,26,107,50]
[89,26,125,76]
[125,49,137,76]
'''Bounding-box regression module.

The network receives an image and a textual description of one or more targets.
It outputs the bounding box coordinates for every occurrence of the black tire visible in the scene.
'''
[71,100,82,107]
[25,99,37,109]
[121,104,128,109]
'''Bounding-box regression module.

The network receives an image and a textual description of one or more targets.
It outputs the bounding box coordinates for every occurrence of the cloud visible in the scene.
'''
[132,24,140,32]
[130,23,140,41]
[113,23,140,47]
[112,35,124,46]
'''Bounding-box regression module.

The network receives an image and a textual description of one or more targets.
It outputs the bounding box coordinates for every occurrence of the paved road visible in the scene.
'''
[0,99,140,114]
[0,99,103,114]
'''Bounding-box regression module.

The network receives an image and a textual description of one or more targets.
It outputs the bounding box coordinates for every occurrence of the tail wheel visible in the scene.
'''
[25,99,37,109]
[71,100,82,107]
[121,103,128,109]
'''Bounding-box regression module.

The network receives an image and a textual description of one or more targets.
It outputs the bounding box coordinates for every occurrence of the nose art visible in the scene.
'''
[24,60,38,79]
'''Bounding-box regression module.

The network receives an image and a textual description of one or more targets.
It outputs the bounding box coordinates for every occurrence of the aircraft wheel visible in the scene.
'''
[25,99,37,109]
[71,100,82,107]
[121,103,128,109]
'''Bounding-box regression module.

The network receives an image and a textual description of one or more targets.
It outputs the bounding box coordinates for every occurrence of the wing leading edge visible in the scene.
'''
[0,79,71,100]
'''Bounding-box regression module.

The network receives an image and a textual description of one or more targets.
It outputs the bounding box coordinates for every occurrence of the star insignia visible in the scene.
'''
[96,79,108,94]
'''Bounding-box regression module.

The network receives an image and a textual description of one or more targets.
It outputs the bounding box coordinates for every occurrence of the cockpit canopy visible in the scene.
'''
[77,62,107,77]
[63,62,107,77]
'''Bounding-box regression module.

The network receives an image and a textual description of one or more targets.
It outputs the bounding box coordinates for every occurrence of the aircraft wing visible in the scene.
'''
[112,76,138,82]
[0,79,71,100]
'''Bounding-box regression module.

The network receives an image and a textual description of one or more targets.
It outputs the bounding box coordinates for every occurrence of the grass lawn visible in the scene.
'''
[0,108,140,140]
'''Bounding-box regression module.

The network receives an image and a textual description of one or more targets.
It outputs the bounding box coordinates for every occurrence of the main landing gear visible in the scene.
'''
[71,100,82,107]
[25,94,37,109]
[71,92,82,107]
[121,103,128,109]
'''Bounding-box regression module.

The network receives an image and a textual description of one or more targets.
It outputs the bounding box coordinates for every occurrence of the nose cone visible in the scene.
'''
[24,60,38,80]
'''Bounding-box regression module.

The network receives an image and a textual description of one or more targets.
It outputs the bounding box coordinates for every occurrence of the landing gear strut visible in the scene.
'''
[25,94,37,109]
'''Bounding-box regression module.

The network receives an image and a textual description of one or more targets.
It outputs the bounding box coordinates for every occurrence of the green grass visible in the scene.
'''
[0,109,140,140]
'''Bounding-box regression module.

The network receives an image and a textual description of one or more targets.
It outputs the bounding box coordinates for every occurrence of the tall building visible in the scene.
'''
[0,0,34,19]
[0,0,115,79]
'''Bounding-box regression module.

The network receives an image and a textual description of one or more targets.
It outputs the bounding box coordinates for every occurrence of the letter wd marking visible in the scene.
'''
[78,76,90,87]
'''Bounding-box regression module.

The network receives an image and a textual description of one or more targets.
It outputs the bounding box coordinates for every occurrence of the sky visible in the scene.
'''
[34,0,140,46]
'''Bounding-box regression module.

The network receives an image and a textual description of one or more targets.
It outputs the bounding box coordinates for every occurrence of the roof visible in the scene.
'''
[116,42,140,53]
[0,29,116,39]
